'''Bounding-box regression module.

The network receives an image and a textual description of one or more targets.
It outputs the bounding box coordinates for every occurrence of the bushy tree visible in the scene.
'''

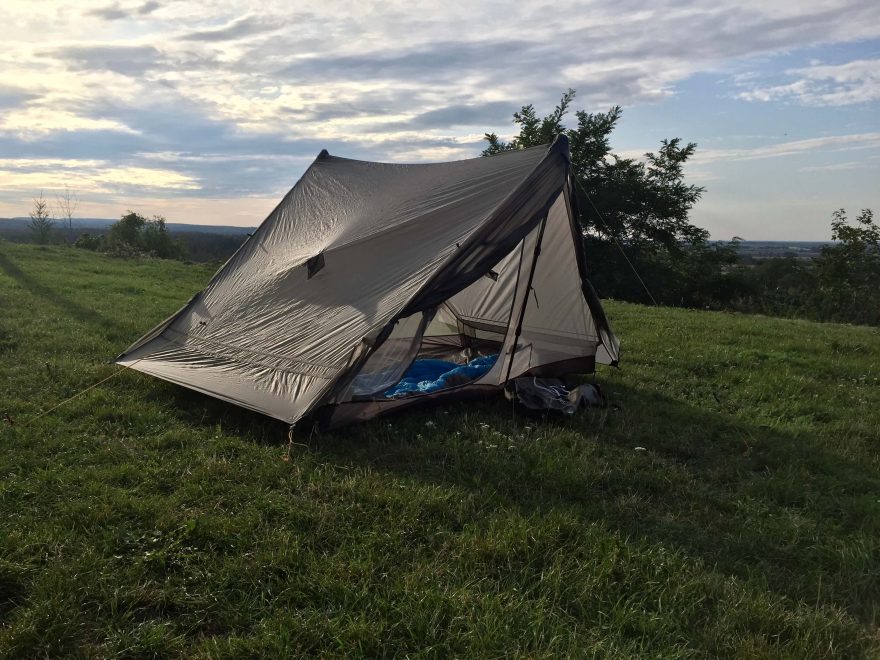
[483,90,744,307]
[100,211,187,260]
[140,215,184,259]
[485,91,706,251]
[27,192,55,244]
[731,208,879,326]
[732,257,817,320]
[107,211,147,248]
[74,233,104,251]
[815,208,879,325]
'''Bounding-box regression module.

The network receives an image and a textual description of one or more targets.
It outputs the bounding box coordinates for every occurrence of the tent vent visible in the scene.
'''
[306,253,325,279]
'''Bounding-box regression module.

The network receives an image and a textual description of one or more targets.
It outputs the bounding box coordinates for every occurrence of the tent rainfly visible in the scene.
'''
[116,135,620,428]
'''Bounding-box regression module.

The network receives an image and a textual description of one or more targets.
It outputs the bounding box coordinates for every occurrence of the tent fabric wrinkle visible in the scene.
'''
[116,135,619,426]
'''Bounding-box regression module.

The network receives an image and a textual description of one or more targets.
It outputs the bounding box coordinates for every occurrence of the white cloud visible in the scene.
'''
[4,1,879,147]
[599,134,880,176]
[694,132,880,164]
[737,58,880,106]
[0,108,138,138]
[0,159,200,193]
[799,160,870,172]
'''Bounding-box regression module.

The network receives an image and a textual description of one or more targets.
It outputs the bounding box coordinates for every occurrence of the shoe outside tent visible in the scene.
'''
[116,135,619,428]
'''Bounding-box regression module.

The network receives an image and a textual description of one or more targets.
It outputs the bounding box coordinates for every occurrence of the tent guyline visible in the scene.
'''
[9,360,134,428]
[572,175,659,307]
[116,135,620,428]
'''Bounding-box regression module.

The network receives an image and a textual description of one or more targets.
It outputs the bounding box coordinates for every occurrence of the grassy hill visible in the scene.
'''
[1,242,878,658]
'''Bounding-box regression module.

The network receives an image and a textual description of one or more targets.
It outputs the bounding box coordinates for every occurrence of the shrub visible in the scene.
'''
[104,211,188,260]
[74,233,104,251]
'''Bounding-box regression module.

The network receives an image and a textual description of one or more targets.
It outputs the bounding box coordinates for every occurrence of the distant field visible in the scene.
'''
[735,240,831,261]
[0,217,255,235]
[1,242,878,657]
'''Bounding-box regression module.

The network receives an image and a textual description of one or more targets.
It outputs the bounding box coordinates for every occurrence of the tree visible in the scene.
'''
[729,208,880,326]
[55,185,79,243]
[483,90,706,249]
[140,215,186,259]
[815,208,879,325]
[482,90,740,307]
[107,210,147,248]
[74,233,104,251]
[105,211,187,260]
[27,192,55,244]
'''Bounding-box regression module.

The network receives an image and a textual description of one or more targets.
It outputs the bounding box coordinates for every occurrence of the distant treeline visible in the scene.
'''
[74,225,247,263]
[588,209,879,327]
[0,215,248,263]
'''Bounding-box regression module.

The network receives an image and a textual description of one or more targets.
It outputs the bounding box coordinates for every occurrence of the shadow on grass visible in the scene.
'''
[0,247,117,332]
[149,374,880,627]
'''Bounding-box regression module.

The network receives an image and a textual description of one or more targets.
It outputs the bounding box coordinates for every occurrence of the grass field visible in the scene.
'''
[1,241,879,658]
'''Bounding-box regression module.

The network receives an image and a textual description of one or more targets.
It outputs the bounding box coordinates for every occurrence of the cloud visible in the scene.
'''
[694,132,880,164]
[407,103,516,129]
[279,39,535,82]
[397,102,517,130]
[85,1,160,20]
[138,0,159,14]
[736,58,880,106]
[0,108,138,138]
[0,159,199,194]
[0,85,37,109]
[86,3,128,20]
[52,44,164,76]
[799,160,874,172]
[179,15,279,42]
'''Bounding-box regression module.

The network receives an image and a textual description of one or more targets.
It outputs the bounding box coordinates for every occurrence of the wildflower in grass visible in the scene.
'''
[425,420,435,427]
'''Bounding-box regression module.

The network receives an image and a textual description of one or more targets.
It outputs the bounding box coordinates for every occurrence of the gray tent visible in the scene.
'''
[116,135,619,427]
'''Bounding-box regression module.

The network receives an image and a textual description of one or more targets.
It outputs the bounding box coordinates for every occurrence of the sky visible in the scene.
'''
[0,1,878,240]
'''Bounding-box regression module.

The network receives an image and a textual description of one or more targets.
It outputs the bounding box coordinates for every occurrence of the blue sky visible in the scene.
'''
[0,1,878,240]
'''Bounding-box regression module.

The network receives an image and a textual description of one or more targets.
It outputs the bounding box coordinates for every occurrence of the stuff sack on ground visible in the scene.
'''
[507,377,605,415]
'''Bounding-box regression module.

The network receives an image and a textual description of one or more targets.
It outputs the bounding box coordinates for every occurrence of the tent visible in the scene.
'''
[116,135,619,428]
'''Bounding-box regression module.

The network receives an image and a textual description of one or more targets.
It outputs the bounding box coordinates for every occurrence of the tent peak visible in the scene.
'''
[312,139,565,169]
[550,133,571,163]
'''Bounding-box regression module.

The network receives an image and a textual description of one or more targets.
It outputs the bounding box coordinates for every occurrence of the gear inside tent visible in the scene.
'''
[116,135,619,428]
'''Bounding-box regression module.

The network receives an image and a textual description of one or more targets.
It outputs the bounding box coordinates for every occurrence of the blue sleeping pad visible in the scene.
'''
[383,354,498,398]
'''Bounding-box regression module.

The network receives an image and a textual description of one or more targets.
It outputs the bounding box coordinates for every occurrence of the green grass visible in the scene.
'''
[1,241,878,658]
